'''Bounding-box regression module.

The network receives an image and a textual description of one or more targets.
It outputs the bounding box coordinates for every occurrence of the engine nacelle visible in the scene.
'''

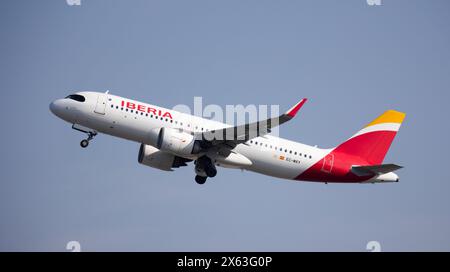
[138,144,176,171]
[138,144,193,171]
[148,127,203,157]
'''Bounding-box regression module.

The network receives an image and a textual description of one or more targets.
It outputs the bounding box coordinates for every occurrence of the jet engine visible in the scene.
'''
[138,144,191,171]
[147,127,204,157]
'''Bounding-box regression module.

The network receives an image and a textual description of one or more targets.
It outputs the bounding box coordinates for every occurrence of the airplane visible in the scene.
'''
[49,91,405,185]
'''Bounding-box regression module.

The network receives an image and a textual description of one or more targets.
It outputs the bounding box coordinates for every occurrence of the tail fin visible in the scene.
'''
[335,110,406,165]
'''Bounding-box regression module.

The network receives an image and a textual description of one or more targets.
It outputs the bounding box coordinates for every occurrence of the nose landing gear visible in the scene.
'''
[79,131,97,148]
[80,139,89,148]
[72,124,97,148]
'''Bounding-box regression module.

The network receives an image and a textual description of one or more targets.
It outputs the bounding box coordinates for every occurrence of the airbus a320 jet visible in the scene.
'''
[50,91,405,184]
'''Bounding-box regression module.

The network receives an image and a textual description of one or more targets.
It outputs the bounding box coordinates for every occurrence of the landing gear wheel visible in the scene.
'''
[72,125,97,148]
[196,156,217,178]
[205,167,217,178]
[80,139,89,148]
[195,175,207,185]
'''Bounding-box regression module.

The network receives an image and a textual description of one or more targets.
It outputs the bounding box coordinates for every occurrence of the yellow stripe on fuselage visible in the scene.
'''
[365,110,406,128]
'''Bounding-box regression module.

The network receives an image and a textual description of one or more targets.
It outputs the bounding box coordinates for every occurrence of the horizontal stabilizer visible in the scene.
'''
[351,164,403,177]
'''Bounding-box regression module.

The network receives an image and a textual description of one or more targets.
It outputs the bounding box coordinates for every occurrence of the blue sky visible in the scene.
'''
[1,0,449,251]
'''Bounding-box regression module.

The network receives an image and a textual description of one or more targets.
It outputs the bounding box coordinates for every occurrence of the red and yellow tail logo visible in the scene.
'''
[363,110,406,131]
[296,110,406,182]
[342,110,406,165]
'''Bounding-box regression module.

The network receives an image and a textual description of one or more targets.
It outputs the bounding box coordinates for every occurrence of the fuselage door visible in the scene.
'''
[321,154,334,173]
[94,93,107,115]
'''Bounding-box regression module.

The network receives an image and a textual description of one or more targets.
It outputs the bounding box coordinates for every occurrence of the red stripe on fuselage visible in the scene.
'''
[295,131,397,183]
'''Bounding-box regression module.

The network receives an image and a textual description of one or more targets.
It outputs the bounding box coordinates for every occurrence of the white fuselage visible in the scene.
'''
[50,91,328,180]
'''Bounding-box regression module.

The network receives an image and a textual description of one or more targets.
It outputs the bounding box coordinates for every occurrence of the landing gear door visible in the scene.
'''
[94,93,107,115]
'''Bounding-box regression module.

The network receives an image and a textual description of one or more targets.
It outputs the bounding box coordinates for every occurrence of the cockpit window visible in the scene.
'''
[65,94,85,102]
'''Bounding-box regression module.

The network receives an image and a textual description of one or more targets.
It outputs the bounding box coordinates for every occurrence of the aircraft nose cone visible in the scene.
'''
[49,99,64,117]
[49,101,56,114]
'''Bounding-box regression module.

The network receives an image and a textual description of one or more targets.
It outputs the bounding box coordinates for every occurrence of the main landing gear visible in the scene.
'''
[194,156,217,185]
[195,175,207,185]
[72,124,97,148]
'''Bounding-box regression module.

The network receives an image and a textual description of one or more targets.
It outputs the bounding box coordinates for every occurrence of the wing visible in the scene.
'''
[196,98,307,148]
